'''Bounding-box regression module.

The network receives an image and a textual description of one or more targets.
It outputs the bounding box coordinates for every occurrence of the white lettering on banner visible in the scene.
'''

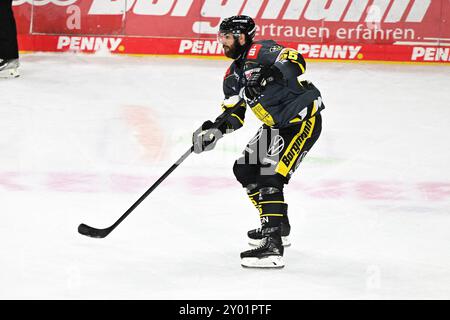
[411,47,450,62]
[343,0,369,22]
[13,0,78,6]
[200,0,245,19]
[241,0,265,18]
[57,36,122,51]
[335,24,415,41]
[283,0,307,20]
[364,0,431,25]
[88,0,194,15]
[257,24,330,38]
[171,0,194,16]
[88,0,133,15]
[195,0,431,33]
[84,0,431,25]
[66,5,81,30]
[303,0,349,22]
[262,0,285,19]
[385,0,409,23]
[297,44,362,59]
[133,0,174,16]
[179,40,224,54]
[367,0,390,24]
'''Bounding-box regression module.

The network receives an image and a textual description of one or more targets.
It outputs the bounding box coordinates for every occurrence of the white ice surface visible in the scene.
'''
[0,53,449,299]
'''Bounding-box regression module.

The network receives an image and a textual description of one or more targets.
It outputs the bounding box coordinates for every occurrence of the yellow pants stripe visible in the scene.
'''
[275,116,316,177]
[260,214,285,217]
[259,201,285,205]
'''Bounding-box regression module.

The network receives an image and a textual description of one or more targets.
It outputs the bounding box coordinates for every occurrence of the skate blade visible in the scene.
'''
[248,236,291,247]
[241,255,285,269]
[0,68,20,79]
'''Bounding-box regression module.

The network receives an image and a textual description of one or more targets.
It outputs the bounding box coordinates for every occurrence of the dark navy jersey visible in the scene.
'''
[218,40,324,131]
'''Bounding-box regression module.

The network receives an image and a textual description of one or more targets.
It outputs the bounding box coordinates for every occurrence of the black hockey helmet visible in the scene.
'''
[218,15,256,43]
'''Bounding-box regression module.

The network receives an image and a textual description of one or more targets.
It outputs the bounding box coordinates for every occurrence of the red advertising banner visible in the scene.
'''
[12,0,450,64]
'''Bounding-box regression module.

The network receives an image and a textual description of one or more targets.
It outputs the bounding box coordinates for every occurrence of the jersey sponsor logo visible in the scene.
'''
[269,45,283,52]
[247,44,262,59]
[267,135,285,157]
[244,67,261,80]
[281,120,313,168]
[56,36,123,51]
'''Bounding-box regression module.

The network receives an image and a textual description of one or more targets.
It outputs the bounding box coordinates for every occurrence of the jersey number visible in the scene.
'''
[288,51,298,60]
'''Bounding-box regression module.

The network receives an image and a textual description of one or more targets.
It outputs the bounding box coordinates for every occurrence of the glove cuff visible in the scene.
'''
[201,120,214,130]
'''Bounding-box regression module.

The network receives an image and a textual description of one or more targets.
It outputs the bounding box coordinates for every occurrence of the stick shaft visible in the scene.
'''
[79,98,244,237]
[108,146,194,232]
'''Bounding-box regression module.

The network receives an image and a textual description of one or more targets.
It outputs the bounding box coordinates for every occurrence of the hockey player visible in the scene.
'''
[0,0,20,78]
[192,15,324,268]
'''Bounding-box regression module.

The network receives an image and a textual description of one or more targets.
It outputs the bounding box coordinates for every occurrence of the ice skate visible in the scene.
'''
[0,59,20,78]
[248,221,291,247]
[241,227,285,268]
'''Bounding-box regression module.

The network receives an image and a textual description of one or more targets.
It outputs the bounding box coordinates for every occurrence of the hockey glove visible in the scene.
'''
[245,65,283,100]
[192,120,223,154]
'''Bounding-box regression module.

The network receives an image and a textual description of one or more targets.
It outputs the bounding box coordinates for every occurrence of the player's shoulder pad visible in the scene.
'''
[246,40,285,64]
[223,62,237,80]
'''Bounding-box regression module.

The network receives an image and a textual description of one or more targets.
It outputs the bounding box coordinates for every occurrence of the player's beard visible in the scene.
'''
[223,40,246,60]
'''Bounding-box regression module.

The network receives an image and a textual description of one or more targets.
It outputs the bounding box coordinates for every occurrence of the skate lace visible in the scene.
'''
[250,237,267,251]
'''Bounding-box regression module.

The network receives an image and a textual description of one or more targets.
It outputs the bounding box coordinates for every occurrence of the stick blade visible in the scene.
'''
[78,223,111,238]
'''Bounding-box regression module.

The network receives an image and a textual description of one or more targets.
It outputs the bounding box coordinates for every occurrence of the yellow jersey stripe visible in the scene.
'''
[311,100,317,116]
[231,113,244,125]
[291,59,306,74]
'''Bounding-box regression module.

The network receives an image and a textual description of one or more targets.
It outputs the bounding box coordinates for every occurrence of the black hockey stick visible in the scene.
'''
[78,146,193,238]
[78,98,244,238]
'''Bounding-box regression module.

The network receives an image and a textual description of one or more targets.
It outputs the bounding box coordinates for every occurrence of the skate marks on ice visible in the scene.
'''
[0,171,448,204]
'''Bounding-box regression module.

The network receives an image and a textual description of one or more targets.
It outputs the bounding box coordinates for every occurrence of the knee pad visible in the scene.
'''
[259,186,284,202]
[233,158,258,188]
[257,173,286,191]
